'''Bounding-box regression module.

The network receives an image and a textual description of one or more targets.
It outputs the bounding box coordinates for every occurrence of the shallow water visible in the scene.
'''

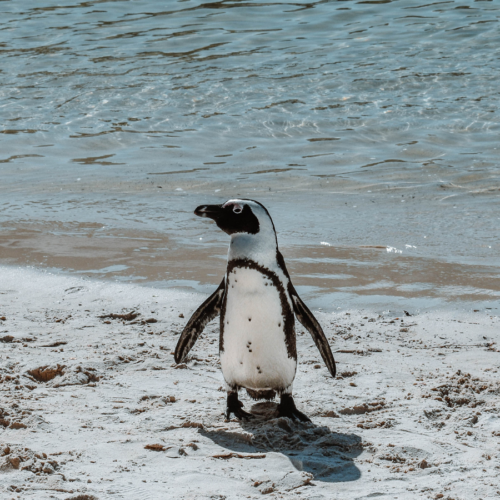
[1,0,499,311]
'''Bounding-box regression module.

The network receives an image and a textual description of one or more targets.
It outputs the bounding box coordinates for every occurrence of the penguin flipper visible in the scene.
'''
[291,293,336,378]
[174,278,225,364]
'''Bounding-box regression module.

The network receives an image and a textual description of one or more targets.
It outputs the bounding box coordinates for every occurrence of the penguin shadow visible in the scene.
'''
[200,401,362,483]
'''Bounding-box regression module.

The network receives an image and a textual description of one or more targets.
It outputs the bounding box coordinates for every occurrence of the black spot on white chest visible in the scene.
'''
[220,267,296,389]
[220,259,297,362]
[223,267,284,328]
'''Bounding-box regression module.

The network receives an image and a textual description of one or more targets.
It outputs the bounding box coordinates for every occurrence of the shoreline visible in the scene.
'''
[1,266,499,499]
[0,241,498,315]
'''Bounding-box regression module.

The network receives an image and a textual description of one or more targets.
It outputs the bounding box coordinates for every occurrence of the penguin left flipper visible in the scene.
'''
[291,292,337,378]
[174,278,225,364]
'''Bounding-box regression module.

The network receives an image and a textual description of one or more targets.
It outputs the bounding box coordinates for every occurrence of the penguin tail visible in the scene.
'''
[246,389,276,401]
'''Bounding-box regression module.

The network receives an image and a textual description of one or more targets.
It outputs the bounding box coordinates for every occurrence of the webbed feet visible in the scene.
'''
[277,393,311,422]
[226,391,254,420]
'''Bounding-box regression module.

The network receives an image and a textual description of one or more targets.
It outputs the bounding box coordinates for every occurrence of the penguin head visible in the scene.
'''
[194,199,275,237]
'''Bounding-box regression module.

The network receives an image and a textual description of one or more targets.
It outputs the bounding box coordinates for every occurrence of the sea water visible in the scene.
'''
[1,0,499,311]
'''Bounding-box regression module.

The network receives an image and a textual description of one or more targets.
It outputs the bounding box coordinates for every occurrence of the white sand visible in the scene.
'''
[0,266,499,500]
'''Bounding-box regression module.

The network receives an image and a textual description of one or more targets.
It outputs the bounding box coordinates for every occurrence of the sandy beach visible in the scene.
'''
[1,266,499,499]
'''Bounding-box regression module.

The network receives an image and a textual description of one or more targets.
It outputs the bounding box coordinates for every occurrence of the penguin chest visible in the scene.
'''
[220,267,296,391]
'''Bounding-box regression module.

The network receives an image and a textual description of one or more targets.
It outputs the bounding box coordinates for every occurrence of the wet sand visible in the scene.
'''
[1,213,499,313]
[1,266,499,499]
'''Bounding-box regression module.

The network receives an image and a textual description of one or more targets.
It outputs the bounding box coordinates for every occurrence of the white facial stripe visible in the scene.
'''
[223,199,280,271]
[222,201,243,213]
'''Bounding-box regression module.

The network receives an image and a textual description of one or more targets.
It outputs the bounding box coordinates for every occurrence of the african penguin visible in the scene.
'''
[174,199,336,422]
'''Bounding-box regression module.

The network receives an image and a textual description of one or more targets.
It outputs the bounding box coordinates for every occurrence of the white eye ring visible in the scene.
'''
[233,205,243,214]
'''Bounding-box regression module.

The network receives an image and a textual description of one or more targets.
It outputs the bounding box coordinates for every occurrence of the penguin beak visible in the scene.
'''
[194,204,224,220]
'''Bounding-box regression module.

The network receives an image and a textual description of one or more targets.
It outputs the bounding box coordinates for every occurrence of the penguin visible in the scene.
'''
[174,199,336,422]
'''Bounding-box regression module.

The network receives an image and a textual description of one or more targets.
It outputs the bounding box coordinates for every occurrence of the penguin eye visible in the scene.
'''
[233,204,243,214]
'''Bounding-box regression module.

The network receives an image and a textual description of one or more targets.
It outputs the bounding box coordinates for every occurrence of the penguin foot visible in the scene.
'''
[277,394,311,423]
[226,392,254,421]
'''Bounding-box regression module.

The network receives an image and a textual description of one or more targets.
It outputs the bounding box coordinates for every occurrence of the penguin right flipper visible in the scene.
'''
[291,293,337,378]
[174,278,225,364]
